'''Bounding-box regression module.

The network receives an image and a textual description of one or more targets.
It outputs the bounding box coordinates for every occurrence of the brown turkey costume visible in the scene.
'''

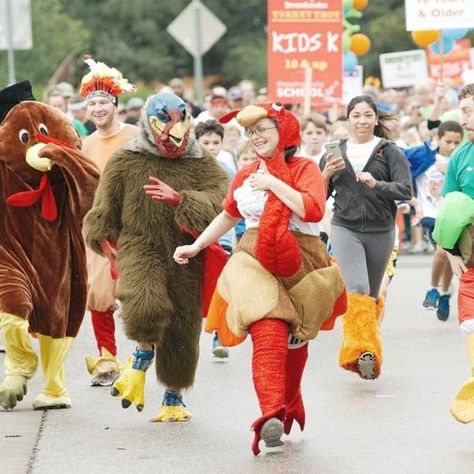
[0,81,99,410]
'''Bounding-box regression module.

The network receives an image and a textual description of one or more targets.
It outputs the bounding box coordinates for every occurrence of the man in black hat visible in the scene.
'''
[0,80,35,123]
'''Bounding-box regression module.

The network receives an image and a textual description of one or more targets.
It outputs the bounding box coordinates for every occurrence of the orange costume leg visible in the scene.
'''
[284,342,308,435]
[339,293,382,380]
[249,318,288,455]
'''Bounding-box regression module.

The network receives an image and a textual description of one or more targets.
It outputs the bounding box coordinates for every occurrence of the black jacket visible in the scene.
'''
[320,138,413,232]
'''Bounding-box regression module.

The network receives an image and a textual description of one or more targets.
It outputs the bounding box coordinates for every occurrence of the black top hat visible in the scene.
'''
[0,80,36,124]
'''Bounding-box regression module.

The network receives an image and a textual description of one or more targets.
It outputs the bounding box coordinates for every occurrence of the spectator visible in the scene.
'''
[124,97,144,125]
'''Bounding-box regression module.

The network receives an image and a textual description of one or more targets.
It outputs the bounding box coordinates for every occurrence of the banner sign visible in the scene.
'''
[405,0,474,31]
[426,38,472,85]
[343,65,363,105]
[267,0,343,108]
[379,50,429,88]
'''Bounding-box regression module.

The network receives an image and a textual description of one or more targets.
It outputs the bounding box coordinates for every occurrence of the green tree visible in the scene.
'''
[0,0,90,96]
[60,0,267,88]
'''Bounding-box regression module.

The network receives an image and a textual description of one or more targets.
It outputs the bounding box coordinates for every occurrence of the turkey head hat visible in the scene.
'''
[220,103,302,277]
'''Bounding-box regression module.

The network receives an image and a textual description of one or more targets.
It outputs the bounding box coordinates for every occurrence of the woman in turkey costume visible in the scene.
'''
[174,103,346,454]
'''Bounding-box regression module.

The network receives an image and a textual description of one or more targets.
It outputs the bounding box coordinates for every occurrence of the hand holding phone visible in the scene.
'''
[323,141,345,181]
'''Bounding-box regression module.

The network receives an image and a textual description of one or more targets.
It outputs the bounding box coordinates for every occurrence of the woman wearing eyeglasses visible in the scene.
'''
[173,103,346,455]
[320,95,413,381]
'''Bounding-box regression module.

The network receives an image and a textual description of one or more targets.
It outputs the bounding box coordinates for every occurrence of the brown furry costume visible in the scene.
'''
[0,84,99,410]
[83,107,228,390]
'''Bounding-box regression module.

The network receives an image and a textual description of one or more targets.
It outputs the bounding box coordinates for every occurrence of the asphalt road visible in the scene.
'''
[1,254,473,474]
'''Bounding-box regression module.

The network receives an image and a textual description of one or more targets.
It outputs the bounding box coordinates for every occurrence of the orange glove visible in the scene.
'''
[143,176,181,207]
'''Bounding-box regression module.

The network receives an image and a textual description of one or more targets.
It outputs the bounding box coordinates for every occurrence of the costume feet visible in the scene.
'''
[0,375,27,409]
[212,332,229,358]
[339,294,382,379]
[284,392,305,435]
[357,352,377,380]
[110,346,154,411]
[86,348,120,387]
[91,371,120,387]
[111,367,146,411]
[261,417,284,448]
[251,407,286,455]
[33,393,71,410]
[450,377,474,424]
[151,390,191,422]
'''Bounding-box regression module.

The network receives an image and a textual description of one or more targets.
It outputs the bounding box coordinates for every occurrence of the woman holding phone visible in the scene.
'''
[320,95,412,380]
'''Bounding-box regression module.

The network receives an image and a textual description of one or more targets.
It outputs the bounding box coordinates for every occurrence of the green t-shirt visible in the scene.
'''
[71,118,89,136]
[442,140,474,198]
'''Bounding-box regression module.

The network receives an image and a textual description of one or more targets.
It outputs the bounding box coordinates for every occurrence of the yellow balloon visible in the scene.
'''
[350,33,371,56]
[411,30,441,48]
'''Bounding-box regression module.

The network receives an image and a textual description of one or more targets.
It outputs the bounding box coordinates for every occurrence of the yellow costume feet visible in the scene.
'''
[0,375,28,409]
[33,393,71,410]
[111,367,146,411]
[151,405,192,422]
[86,348,120,386]
[151,390,191,422]
[0,312,38,409]
[450,377,474,423]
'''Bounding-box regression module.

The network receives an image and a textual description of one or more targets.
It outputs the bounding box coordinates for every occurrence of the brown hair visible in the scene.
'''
[346,95,398,140]
[300,114,328,133]
[458,83,474,101]
[194,119,224,140]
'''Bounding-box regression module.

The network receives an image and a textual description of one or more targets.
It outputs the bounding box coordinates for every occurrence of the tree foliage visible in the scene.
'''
[1,0,473,93]
[0,0,90,93]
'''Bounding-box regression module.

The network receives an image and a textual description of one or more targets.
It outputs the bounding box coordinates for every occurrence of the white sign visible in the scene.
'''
[167,0,226,58]
[0,0,32,50]
[343,65,363,105]
[405,0,474,31]
[380,49,429,88]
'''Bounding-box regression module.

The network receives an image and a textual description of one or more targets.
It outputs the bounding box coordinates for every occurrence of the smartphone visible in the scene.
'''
[325,141,342,159]
[325,141,345,168]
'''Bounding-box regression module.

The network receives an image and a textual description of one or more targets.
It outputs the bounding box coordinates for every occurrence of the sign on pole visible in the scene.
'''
[379,50,429,88]
[343,65,363,105]
[405,0,474,31]
[427,39,472,86]
[267,0,343,109]
[167,0,226,104]
[0,0,33,50]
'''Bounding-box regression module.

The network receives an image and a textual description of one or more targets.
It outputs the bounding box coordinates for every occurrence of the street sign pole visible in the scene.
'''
[167,0,226,107]
[193,5,203,106]
[6,0,16,84]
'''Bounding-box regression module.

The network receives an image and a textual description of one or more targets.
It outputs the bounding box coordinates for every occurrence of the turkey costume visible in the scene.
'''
[433,192,474,424]
[0,81,99,410]
[83,92,228,421]
[177,103,347,454]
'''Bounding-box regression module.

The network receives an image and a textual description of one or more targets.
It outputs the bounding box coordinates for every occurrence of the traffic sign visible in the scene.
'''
[0,0,32,50]
[167,0,226,58]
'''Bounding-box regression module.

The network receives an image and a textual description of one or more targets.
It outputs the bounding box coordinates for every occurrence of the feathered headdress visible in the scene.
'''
[79,55,136,104]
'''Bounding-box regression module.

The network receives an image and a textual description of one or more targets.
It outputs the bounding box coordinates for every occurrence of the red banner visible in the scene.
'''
[426,39,472,86]
[267,0,343,108]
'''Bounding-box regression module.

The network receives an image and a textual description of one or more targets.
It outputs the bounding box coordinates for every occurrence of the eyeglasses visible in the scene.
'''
[244,126,277,138]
